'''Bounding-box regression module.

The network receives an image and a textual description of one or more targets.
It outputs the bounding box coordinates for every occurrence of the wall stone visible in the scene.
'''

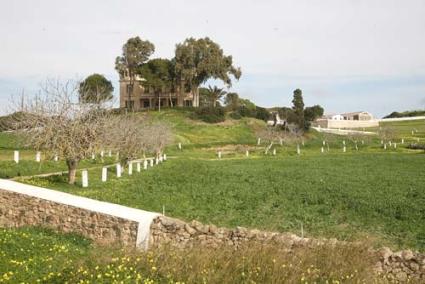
[150,216,425,282]
[0,189,138,246]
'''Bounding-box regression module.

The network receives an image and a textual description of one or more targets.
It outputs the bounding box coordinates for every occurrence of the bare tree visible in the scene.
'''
[378,127,396,144]
[8,79,111,184]
[107,115,173,165]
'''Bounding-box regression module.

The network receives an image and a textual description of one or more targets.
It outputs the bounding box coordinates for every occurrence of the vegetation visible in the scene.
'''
[384,109,425,119]
[0,227,379,283]
[115,36,155,109]
[79,74,114,104]
[174,37,241,106]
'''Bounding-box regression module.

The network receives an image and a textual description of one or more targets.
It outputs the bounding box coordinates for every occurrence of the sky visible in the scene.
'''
[1,0,425,117]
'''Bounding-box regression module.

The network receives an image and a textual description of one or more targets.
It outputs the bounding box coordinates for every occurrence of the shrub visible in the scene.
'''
[191,106,225,123]
[229,111,242,120]
[255,107,271,121]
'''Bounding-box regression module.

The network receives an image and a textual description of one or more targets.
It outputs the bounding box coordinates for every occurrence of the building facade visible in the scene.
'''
[314,111,378,128]
[119,74,197,110]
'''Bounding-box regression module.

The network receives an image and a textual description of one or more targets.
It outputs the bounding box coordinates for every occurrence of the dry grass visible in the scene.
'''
[63,241,381,283]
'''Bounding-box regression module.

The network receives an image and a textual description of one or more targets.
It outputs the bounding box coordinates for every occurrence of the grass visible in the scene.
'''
[25,150,425,251]
[0,227,381,283]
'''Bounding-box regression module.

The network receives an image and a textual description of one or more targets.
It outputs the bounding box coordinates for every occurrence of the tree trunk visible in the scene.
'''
[66,159,79,185]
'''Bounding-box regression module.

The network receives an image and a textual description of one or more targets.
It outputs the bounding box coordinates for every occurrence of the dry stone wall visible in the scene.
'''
[0,189,139,246]
[150,216,425,282]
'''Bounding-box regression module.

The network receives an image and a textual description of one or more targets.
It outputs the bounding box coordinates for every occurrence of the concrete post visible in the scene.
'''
[14,151,19,164]
[144,160,148,170]
[218,151,222,159]
[137,162,141,172]
[116,164,122,178]
[128,163,133,175]
[102,167,107,182]
[35,152,41,162]
[82,170,88,188]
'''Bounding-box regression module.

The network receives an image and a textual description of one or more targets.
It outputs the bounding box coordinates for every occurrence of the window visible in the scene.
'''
[184,100,193,107]
[140,99,150,108]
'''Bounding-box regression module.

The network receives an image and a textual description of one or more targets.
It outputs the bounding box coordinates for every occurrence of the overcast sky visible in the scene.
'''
[1,0,424,117]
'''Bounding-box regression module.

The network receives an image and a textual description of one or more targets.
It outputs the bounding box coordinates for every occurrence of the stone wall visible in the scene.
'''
[150,216,425,282]
[0,189,139,246]
[0,179,159,248]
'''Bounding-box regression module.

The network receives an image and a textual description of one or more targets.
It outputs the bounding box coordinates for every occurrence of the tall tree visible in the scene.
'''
[79,74,114,104]
[115,36,155,110]
[292,89,305,129]
[205,85,227,107]
[174,37,241,107]
[138,58,175,111]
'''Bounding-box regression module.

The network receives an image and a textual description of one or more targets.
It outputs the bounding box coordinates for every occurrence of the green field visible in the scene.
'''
[2,111,425,251]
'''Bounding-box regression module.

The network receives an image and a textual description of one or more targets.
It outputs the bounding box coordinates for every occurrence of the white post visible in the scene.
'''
[343,140,346,146]
[273,148,276,156]
[91,153,95,160]
[296,144,300,155]
[384,144,387,150]
[116,164,122,178]
[381,140,384,145]
[82,170,88,188]
[178,142,182,150]
[150,159,154,167]
[108,150,112,157]
[144,160,148,170]
[302,140,305,146]
[389,141,392,146]
[218,151,222,159]
[35,151,41,162]
[257,138,261,145]
[322,141,325,146]
[155,157,159,165]
[159,156,163,163]
[394,143,397,149]
[163,154,167,161]
[361,140,364,145]
[128,162,133,175]
[100,150,104,158]
[343,146,346,153]
[279,138,283,146]
[102,167,107,182]
[137,162,141,172]
[246,150,249,157]
[54,155,58,162]
[14,151,19,164]
[401,138,404,144]
[321,147,324,153]
[116,152,120,161]
[355,144,358,151]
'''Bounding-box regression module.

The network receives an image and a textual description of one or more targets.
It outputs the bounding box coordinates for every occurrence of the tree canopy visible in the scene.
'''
[138,58,175,95]
[78,74,114,104]
[174,37,241,105]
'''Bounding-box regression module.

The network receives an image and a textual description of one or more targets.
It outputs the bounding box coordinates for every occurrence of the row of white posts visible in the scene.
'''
[81,154,167,188]
[12,149,120,164]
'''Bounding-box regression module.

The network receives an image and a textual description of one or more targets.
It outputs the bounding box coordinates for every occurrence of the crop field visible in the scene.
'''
[24,151,425,250]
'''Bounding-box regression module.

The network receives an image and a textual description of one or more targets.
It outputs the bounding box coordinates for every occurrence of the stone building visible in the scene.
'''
[119,73,197,110]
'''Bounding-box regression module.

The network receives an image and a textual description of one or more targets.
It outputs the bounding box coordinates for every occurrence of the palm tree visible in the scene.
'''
[206,85,227,107]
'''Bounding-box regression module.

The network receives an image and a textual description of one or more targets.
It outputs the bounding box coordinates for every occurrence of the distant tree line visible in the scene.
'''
[383,110,425,119]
